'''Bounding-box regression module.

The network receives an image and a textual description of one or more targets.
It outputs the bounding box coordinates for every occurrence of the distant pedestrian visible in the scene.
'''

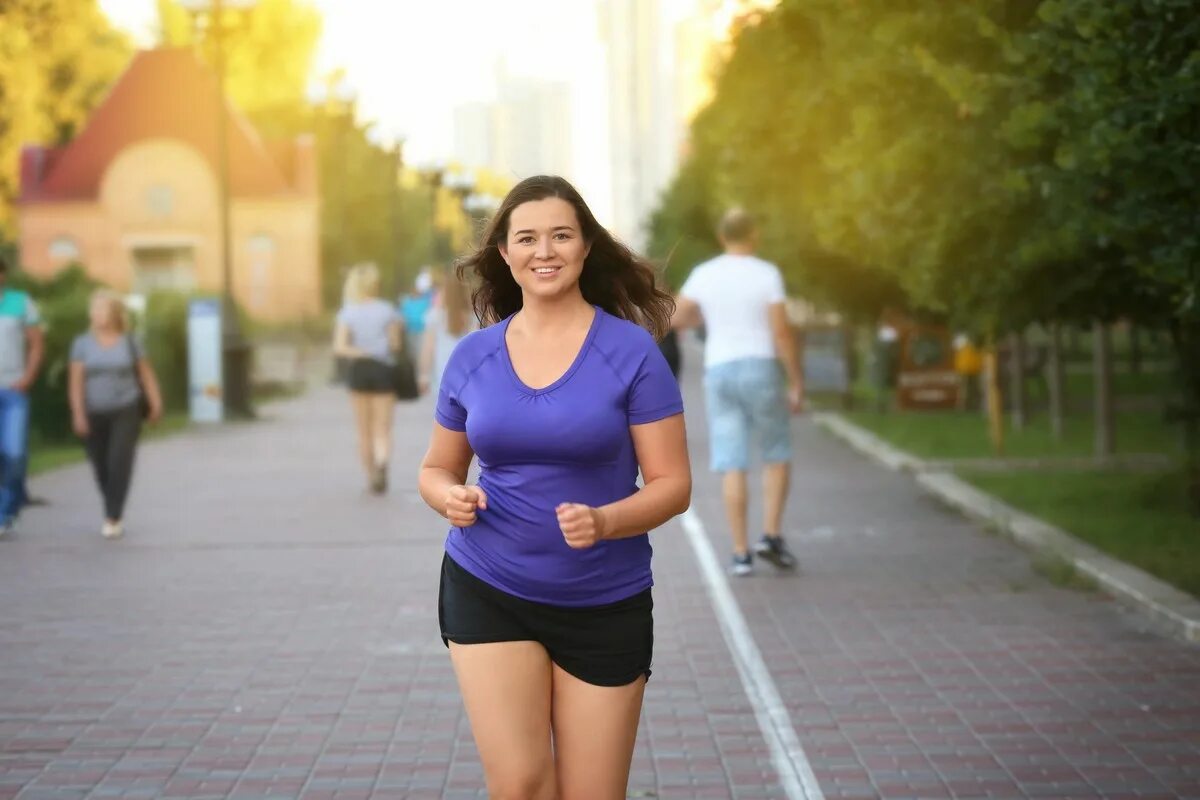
[418,266,476,396]
[399,268,435,366]
[0,256,45,536]
[672,208,804,576]
[417,175,691,799]
[68,289,163,540]
[334,263,402,494]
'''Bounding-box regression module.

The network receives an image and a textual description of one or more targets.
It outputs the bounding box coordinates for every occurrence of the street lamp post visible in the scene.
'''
[387,140,404,295]
[415,162,447,266]
[443,171,475,254]
[307,78,357,304]
[181,0,255,419]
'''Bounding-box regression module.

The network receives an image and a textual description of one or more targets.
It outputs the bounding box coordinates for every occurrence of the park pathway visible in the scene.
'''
[2,337,1198,799]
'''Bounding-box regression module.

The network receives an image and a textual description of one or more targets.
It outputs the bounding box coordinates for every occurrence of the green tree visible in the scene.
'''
[1007,0,1200,507]
[156,0,321,120]
[0,0,130,236]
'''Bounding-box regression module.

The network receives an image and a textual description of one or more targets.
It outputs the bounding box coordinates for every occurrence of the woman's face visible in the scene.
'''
[499,197,591,302]
[90,298,117,330]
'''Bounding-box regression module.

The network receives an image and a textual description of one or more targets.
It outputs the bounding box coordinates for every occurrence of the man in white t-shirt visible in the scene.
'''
[672,209,804,576]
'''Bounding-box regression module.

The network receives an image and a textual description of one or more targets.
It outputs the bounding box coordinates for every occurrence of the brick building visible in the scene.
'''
[18,48,320,322]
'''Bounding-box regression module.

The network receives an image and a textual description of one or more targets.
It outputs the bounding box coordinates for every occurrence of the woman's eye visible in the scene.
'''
[517,236,534,245]
[554,233,570,240]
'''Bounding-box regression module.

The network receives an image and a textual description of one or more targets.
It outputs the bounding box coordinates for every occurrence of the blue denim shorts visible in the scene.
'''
[703,358,792,472]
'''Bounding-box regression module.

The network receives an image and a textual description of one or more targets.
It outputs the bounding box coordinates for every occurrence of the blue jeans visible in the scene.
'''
[0,389,29,521]
[703,358,792,472]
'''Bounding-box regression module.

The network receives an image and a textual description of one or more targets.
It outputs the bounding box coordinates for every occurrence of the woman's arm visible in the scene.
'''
[418,422,487,526]
[137,358,164,422]
[332,321,365,358]
[557,414,692,548]
[388,319,404,355]
[68,361,89,436]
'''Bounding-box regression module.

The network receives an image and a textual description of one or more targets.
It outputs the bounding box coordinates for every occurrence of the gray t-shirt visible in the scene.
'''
[0,290,42,389]
[70,332,145,413]
[337,299,398,364]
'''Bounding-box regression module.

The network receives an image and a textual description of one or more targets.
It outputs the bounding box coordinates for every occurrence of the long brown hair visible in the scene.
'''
[455,175,675,339]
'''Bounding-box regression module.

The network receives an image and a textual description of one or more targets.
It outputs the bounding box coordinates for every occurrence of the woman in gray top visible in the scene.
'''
[333,263,402,494]
[68,290,163,540]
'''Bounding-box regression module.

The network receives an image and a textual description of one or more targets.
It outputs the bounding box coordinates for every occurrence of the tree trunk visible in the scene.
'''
[1047,322,1065,442]
[1009,330,1027,431]
[1093,320,1115,458]
[1129,324,1142,375]
[985,335,1005,456]
[1068,325,1082,359]
[1169,320,1200,516]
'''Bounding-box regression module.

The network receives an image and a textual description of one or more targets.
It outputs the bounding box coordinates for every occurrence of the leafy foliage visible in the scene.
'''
[0,0,131,235]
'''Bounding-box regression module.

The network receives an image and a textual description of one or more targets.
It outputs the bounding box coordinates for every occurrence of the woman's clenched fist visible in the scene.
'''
[446,484,488,527]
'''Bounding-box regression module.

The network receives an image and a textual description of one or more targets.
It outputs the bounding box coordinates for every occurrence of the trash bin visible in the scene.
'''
[222,340,255,419]
[871,328,900,412]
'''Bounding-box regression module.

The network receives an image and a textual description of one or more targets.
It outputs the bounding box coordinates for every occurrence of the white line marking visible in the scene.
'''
[680,508,825,800]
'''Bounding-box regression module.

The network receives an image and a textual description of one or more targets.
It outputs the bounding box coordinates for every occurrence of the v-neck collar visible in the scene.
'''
[501,305,603,396]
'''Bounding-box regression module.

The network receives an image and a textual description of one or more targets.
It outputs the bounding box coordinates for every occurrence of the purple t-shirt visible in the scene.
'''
[435,306,684,607]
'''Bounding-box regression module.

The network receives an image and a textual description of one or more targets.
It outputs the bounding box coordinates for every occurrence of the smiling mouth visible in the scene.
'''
[532,266,562,275]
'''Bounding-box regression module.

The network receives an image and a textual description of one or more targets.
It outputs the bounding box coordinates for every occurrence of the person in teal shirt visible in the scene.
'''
[398,269,435,364]
[0,256,45,535]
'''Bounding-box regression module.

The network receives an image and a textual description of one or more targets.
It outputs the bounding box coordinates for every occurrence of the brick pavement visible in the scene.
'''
[1,349,1198,799]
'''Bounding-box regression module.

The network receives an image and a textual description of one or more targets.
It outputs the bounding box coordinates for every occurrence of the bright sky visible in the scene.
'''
[95,1,648,164]
[97,0,709,228]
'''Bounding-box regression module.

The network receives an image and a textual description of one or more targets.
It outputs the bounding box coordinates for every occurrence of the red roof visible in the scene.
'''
[21,48,297,202]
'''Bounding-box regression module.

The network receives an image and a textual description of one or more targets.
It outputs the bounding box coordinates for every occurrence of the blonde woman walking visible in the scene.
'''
[68,290,163,539]
[334,263,402,494]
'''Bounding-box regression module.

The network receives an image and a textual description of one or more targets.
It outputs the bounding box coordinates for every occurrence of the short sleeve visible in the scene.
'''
[434,340,469,432]
[678,268,700,302]
[23,297,41,327]
[69,335,86,363]
[627,339,684,426]
[132,335,146,360]
[765,266,786,303]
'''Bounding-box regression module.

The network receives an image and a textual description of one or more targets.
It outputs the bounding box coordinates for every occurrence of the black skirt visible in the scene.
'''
[346,357,394,394]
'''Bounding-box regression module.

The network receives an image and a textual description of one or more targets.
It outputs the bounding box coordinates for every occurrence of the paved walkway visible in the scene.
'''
[2,344,1199,799]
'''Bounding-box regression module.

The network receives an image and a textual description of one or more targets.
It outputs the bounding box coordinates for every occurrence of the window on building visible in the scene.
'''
[132,246,196,293]
[48,236,80,264]
[145,184,174,218]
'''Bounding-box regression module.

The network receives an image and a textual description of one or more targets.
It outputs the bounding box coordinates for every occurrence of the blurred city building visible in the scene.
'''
[452,68,573,183]
[597,0,778,249]
[17,48,320,322]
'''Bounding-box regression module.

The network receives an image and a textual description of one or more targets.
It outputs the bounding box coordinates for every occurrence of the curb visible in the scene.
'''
[809,412,924,472]
[812,412,1200,644]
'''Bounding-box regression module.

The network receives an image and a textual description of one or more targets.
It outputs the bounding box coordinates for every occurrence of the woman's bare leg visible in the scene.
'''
[551,665,645,800]
[348,391,375,481]
[449,641,556,800]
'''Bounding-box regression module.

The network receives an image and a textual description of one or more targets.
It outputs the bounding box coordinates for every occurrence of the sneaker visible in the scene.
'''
[731,552,754,577]
[101,520,123,540]
[755,535,797,570]
[369,464,387,495]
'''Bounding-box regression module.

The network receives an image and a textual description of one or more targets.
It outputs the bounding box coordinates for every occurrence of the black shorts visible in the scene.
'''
[346,357,393,394]
[438,553,653,687]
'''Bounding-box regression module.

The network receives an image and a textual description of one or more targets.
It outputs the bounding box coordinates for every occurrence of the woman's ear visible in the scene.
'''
[497,241,511,266]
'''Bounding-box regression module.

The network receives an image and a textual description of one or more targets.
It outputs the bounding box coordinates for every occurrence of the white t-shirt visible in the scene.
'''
[679,253,786,369]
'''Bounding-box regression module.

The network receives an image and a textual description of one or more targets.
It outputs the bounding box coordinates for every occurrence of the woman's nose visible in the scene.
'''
[536,238,554,259]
